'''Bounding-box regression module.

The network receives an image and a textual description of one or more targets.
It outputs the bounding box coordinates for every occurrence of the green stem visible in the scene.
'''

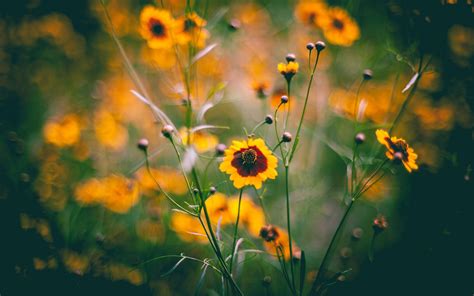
[289,50,321,163]
[285,165,297,292]
[229,188,244,273]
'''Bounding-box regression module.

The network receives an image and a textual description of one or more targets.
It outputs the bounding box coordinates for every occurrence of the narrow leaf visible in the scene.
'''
[131,90,176,129]
[161,257,187,277]
[191,43,218,65]
[402,72,419,93]
[194,264,209,296]
[299,251,306,295]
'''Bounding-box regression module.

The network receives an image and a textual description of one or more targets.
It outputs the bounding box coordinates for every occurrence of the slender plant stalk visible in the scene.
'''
[229,188,244,273]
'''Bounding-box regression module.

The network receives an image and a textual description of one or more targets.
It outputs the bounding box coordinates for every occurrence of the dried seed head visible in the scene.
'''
[265,115,274,124]
[306,42,315,51]
[363,69,373,80]
[161,125,174,138]
[137,138,149,151]
[216,143,227,156]
[285,53,296,62]
[315,41,326,52]
[280,95,289,104]
[355,132,366,144]
[282,132,292,143]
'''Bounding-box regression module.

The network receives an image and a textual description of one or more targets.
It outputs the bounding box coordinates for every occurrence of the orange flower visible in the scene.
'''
[260,225,300,261]
[43,114,82,147]
[175,12,209,48]
[319,7,360,46]
[139,5,175,49]
[294,1,327,26]
[376,129,419,172]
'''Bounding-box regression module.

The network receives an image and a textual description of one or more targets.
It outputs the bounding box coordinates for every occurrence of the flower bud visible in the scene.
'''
[262,276,272,287]
[285,53,296,62]
[228,19,241,31]
[372,215,388,234]
[363,69,373,80]
[351,227,364,240]
[282,132,292,143]
[280,95,289,104]
[306,42,315,51]
[265,115,274,124]
[355,132,366,144]
[215,143,227,156]
[209,186,217,194]
[161,125,174,138]
[315,41,326,51]
[137,138,149,151]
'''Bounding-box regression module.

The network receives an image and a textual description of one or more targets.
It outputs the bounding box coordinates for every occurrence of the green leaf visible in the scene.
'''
[299,251,306,295]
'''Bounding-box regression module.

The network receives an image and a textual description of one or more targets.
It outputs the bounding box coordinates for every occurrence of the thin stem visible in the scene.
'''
[285,165,297,292]
[283,82,291,133]
[289,50,321,163]
[229,188,244,273]
[309,201,354,295]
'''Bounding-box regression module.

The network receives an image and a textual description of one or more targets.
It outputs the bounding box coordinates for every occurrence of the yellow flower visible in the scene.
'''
[136,166,187,195]
[170,212,208,243]
[294,1,327,26]
[101,175,140,213]
[74,175,140,213]
[219,138,278,189]
[319,7,360,47]
[228,195,266,237]
[61,250,89,276]
[259,225,300,261]
[43,114,82,147]
[376,129,419,172]
[139,5,175,49]
[277,61,299,81]
[175,12,209,48]
[251,80,270,99]
[94,109,128,150]
[179,127,219,153]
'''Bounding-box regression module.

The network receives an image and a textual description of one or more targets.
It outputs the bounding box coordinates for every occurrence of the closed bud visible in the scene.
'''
[262,276,272,287]
[282,132,292,143]
[209,186,217,194]
[216,143,226,156]
[280,95,289,104]
[373,215,388,234]
[363,69,373,80]
[161,125,174,138]
[285,53,296,62]
[137,138,149,151]
[306,42,315,51]
[315,41,326,51]
[355,132,366,144]
[265,115,274,124]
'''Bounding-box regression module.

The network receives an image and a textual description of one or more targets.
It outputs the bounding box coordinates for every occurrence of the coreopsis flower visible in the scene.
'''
[135,166,188,195]
[43,114,82,147]
[294,1,327,26]
[259,225,300,261]
[219,138,278,189]
[228,195,266,237]
[277,61,299,82]
[376,129,419,172]
[139,5,175,49]
[179,127,219,153]
[175,12,209,48]
[319,7,360,47]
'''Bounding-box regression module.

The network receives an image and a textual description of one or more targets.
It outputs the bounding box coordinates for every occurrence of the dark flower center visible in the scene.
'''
[332,18,344,30]
[184,18,197,32]
[149,19,165,37]
[231,146,268,177]
[242,149,257,164]
[308,12,317,23]
[386,137,409,160]
[260,225,279,242]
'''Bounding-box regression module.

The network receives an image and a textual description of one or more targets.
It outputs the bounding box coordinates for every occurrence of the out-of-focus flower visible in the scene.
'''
[219,138,278,189]
[170,212,207,243]
[362,178,392,202]
[107,262,144,286]
[139,6,175,49]
[376,129,419,172]
[43,114,82,147]
[136,219,165,243]
[141,46,177,69]
[251,80,271,99]
[179,127,219,153]
[277,61,299,82]
[319,7,360,46]
[74,175,140,214]
[33,257,58,270]
[61,250,89,276]
[412,98,455,131]
[205,193,233,225]
[175,12,209,48]
[259,225,299,261]
[294,1,328,27]
[94,109,128,150]
[228,195,266,237]
[136,167,187,195]
[448,25,474,66]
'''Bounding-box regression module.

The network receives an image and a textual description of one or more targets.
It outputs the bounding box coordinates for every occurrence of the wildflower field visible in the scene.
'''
[1,0,473,295]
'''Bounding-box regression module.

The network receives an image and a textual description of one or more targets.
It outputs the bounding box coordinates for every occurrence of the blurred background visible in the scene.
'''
[0,0,473,295]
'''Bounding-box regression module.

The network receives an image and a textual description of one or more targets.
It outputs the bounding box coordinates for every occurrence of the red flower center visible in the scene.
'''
[231,146,268,177]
